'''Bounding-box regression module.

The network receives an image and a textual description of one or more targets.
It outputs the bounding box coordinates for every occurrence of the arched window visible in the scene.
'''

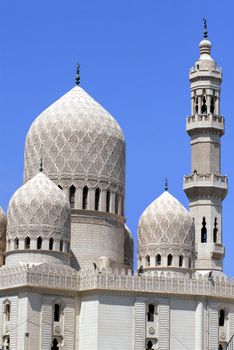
[219,309,225,327]
[106,190,110,212]
[69,185,76,209]
[167,254,173,266]
[201,217,207,243]
[179,255,183,267]
[147,304,154,322]
[49,238,54,251]
[59,240,63,252]
[51,338,59,350]
[146,340,153,349]
[82,186,88,210]
[213,217,218,243]
[25,236,30,249]
[54,304,60,322]
[210,96,215,114]
[156,254,161,266]
[37,236,42,249]
[3,335,10,350]
[115,193,119,214]
[4,303,10,322]
[15,237,19,250]
[201,95,207,114]
[95,188,100,211]
[146,255,150,267]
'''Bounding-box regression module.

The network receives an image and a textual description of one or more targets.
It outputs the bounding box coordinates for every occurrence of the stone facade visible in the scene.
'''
[0,27,233,350]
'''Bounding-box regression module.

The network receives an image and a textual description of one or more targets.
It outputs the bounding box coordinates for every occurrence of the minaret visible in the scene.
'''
[183,20,228,272]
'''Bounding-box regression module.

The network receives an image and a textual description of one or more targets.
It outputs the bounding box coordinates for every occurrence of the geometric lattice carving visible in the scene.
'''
[7,172,70,241]
[138,191,194,256]
[24,86,125,190]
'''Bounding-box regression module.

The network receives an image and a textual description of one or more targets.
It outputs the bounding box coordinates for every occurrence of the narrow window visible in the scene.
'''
[37,236,42,249]
[15,237,19,250]
[219,309,225,327]
[58,185,62,190]
[156,254,161,266]
[106,190,110,212]
[146,255,150,267]
[201,217,207,243]
[51,338,59,350]
[115,193,119,214]
[201,96,207,114]
[179,255,183,267]
[213,218,218,243]
[54,304,60,322]
[69,185,76,209]
[210,96,215,114]
[5,303,10,321]
[147,340,153,349]
[25,236,30,249]
[188,257,192,269]
[82,186,88,210]
[59,240,63,252]
[147,304,154,322]
[195,96,199,114]
[49,238,54,251]
[167,254,173,266]
[95,188,100,211]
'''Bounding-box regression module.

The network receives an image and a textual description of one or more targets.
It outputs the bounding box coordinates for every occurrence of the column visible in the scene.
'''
[195,299,204,350]
[99,189,107,211]
[110,192,116,214]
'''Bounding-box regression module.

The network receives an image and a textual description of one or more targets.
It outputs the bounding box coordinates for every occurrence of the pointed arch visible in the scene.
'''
[69,185,76,208]
[14,237,19,250]
[25,236,30,249]
[179,255,183,267]
[106,190,110,212]
[156,254,161,266]
[37,236,42,249]
[146,255,150,267]
[82,186,88,209]
[49,238,54,251]
[201,217,207,243]
[95,188,100,211]
[167,254,173,266]
[59,240,63,252]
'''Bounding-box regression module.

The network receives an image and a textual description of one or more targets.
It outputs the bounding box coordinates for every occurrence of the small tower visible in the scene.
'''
[183,21,227,272]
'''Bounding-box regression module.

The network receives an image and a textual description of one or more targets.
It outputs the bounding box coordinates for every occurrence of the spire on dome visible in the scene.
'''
[203,18,208,39]
[76,63,80,86]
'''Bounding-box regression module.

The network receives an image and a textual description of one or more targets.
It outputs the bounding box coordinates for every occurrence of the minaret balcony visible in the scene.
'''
[183,173,228,200]
[186,114,224,135]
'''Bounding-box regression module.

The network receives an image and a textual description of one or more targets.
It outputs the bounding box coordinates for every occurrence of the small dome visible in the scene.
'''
[24,86,125,190]
[7,172,70,243]
[138,191,194,270]
[199,39,213,61]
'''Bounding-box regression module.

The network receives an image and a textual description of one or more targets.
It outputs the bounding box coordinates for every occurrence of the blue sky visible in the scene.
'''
[1,0,234,274]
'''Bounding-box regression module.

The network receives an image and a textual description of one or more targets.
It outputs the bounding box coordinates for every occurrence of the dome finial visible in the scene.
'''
[39,158,43,172]
[165,178,168,191]
[76,63,80,86]
[203,18,208,39]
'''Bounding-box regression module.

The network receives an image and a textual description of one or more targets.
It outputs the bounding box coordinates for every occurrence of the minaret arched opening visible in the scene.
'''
[82,186,88,210]
[69,185,76,209]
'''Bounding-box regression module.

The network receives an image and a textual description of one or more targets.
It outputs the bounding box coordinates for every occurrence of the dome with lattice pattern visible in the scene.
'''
[24,86,125,190]
[7,172,70,242]
[138,191,194,265]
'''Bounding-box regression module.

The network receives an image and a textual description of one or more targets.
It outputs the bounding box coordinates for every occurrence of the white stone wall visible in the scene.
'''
[79,296,99,350]
[70,212,125,270]
[6,250,69,266]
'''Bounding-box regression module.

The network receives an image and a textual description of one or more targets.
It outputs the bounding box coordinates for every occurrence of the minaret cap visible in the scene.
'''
[199,19,212,60]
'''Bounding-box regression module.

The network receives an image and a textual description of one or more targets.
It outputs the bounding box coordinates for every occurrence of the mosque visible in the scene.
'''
[0,22,234,350]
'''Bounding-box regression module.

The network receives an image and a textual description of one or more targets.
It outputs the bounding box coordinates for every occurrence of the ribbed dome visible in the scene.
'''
[7,172,70,242]
[138,191,194,259]
[24,86,125,189]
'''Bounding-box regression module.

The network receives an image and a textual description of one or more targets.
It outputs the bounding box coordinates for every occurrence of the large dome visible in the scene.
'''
[24,86,125,190]
[7,172,70,242]
[138,191,194,271]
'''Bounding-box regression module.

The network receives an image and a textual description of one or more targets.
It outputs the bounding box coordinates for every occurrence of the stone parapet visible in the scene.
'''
[183,173,228,200]
[1,264,234,300]
[186,114,224,135]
